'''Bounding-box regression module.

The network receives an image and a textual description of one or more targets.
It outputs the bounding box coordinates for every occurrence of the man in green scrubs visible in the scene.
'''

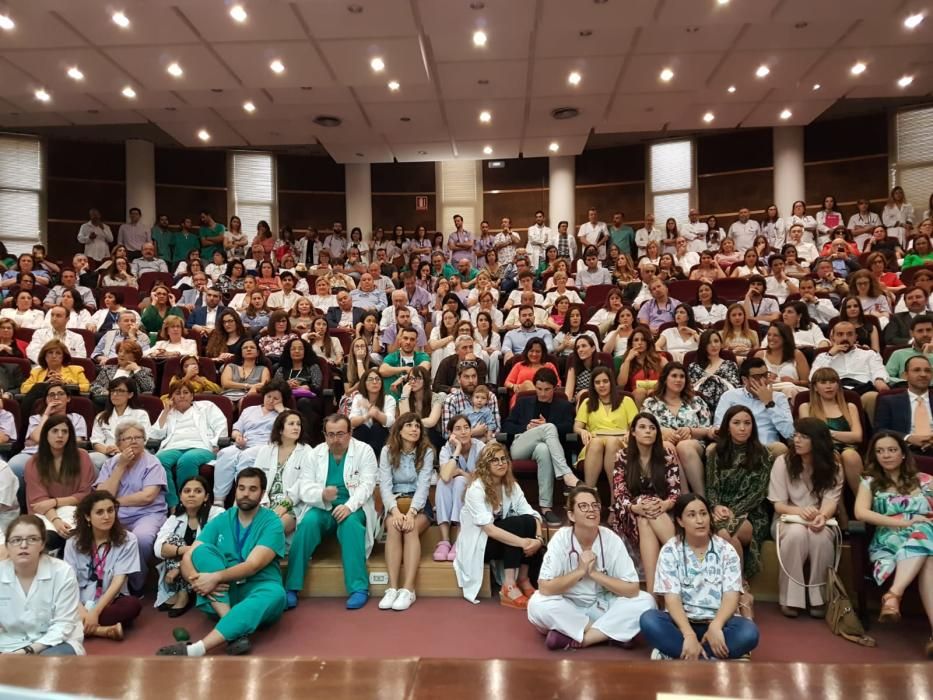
[199,209,226,259]
[157,468,286,656]
[608,211,636,260]
[173,216,202,269]
[285,414,378,610]
[150,214,174,264]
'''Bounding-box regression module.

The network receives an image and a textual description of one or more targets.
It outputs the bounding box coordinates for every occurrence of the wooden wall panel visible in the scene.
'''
[155,187,227,228]
[805,155,888,207]
[278,192,346,231]
[697,129,773,174]
[698,170,775,218]
[483,157,548,190]
[372,162,435,193]
[575,182,645,227]
[804,113,887,161]
[155,148,226,188]
[372,194,436,232]
[278,154,344,191]
[483,190,549,239]
[576,145,644,184]
[47,139,125,180]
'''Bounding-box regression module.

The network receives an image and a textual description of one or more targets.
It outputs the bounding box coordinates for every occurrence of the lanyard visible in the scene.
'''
[92,543,110,599]
[233,516,253,560]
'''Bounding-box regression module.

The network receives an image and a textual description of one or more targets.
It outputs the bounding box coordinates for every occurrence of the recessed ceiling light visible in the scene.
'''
[34,89,50,103]
[483,145,493,155]
[243,101,256,113]
[417,150,428,155]
[197,129,211,142]
[270,59,285,74]
[659,67,674,82]
[812,83,821,91]
[904,12,925,29]
[779,108,792,120]
[229,4,247,23]
[399,116,411,122]
[794,21,808,29]
[347,4,364,14]
[702,111,714,123]
[167,62,183,78]
[0,13,15,31]
[593,0,608,4]
[685,26,700,33]
[717,0,730,4]
[387,80,400,91]
[850,61,866,76]
[548,142,559,152]
[121,86,137,99]
[370,57,385,72]
[469,1,485,9]
[355,152,364,157]
[473,30,487,46]
[568,71,582,85]
[477,79,489,85]
[898,74,915,88]
[479,110,492,123]
[755,64,770,78]
[112,11,129,28]
[727,85,736,93]
[579,29,593,37]
[66,66,84,81]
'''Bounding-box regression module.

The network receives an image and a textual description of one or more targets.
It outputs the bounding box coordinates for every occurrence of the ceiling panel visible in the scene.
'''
[536,0,653,58]
[174,1,306,43]
[321,140,395,164]
[435,60,529,100]
[91,90,189,111]
[172,89,273,110]
[4,49,133,94]
[530,56,624,98]
[455,139,521,161]
[0,111,70,127]
[617,52,723,93]
[53,2,199,46]
[153,118,248,148]
[736,22,850,51]
[0,60,44,98]
[418,0,536,62]
[635,25,745,54]
[296,0,418,39]
[61,109,148,126]
[213,41,334,89]
[104,45,241,91]
[353,82,438,104]
[742,99,835,128]
[771,0,902,22]
[521,133,589,158]
[666,101,760,131]
[654,0,776,25]
[841,14,933,47]
[804,46,933,88]
[230,118,321,147]
[390,141,455,163]
[0,8,85,48]
[444,97,525,140]
[264,86,356,106]
[524,94,611,137]
[599,92,695,133]
[707,49,824,91]
[366,100,449,141]
[319,37,430,87]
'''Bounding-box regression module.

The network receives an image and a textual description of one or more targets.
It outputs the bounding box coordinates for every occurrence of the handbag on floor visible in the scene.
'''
[825,567,876,647]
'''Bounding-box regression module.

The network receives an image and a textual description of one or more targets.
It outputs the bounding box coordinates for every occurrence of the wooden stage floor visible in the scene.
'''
[0,658,930,699]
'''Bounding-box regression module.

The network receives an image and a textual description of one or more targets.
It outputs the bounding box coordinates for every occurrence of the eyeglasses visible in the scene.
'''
[488,456,509,465]
[7,536,42,547]
[119,435,145,443]
[110,388,130,394]
[325,431,349,440]
[576,502,601,513]
[46,392,67,399]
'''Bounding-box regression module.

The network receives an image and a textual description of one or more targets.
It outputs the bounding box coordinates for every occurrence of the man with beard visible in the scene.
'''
[156,468,286,657]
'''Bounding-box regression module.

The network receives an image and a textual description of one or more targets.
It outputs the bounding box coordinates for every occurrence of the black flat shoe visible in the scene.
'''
[226,636,251,656]
[157,601,174,612]
[167,596,195,618]
[156,643,189,656]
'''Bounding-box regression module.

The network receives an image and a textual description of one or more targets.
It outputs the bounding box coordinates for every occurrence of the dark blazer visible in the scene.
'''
[874,389,933,437]
[883,311,914,348]
[325,306,365,330]
[433,354,488,394]
[503,394,574,439]
[186,304,227,329]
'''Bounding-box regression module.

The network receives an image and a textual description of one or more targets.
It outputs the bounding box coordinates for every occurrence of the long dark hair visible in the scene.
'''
[651,361,695,401]
[784,300,813,331]
[569,335,597,374]
[362,367,387,411]
[628,325,662,375]
[766,321,796,364]
[520,337,549,366]
[386,412,434,472]
[270,409,309,445]
[278,337,317,372]
[406,365,435,420]
[713,405,770,472]
[863,430,920,495]
[35,414,82,490]
[585,366,621,412]
[96,376,141,427]
[786,417,839,501]
[72,490,129,554]
[206,309,246,356]
[172,475,215,525]
[672,492,712,540]
[695,329,724,368]
[624,412,671,499]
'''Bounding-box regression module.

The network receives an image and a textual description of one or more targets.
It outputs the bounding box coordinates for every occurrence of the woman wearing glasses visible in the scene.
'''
[93,420,167,595]
[454,442,544,609]
[0,515,85,655]
[63,491,142,642]
[89,377,152,471]
[527,485,656,650]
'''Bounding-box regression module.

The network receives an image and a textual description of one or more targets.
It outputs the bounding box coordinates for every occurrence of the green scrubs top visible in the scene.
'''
[199,223,226,259]
[173,231,201,267]
[326,452,349,507]
[198,507,286,585]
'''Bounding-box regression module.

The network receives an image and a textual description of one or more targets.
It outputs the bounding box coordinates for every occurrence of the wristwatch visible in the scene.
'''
[765,400,776,408]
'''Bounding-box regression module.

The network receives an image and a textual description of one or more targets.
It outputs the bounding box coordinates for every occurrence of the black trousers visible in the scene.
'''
[353,422,389,458]
[483,514,542,570]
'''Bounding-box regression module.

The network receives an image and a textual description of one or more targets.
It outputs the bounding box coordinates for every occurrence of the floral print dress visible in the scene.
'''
[641,395,712,433]
[688,360,740,414]
[609,446,681,548]
[864,472,933,584]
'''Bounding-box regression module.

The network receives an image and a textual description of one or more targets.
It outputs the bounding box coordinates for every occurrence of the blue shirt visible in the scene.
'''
[377,446,433,513]
[502,327,554,355]
[713,387,794,445]
[350,289,388,313]
[232,405,280,445]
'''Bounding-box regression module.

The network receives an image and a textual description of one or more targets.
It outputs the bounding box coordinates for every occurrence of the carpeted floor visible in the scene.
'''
[86,597,931,663]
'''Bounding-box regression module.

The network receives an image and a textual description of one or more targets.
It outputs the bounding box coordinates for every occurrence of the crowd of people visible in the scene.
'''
[0,189,931,661]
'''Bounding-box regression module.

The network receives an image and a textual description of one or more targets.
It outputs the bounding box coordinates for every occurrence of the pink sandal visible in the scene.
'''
[447,543,457,561]
[433,540,451,561]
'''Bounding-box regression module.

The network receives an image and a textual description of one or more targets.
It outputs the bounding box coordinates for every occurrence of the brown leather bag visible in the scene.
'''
[825,567,876,647]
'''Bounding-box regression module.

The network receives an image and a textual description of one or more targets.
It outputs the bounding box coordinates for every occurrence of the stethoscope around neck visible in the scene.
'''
[568,524,604,572]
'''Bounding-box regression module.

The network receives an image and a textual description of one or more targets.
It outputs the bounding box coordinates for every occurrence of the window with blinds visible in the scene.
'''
[648,139,694,227]
[439,160,480,235]
[896,106,933,217]
[230,151,276,236]
[0,135,43,255]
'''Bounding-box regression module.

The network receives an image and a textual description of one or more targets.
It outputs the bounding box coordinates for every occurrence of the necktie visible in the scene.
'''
[914,395,931,437]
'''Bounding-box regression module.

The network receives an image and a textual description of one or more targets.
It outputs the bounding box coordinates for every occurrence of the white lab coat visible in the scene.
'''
[152,505,225,608]
[148,401,228,451]
[526,224,552,269]
[527,526,656,643]
[454,479,541,603]
[286,438,380,557]
[0,556,84,654]
[254,442,316,522]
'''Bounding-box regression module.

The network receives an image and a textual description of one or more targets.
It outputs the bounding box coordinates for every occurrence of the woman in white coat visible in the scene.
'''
[254,410,316,536]
[0,515,84,655]
[527,486,656,650]
[284,414,380,611]
[153,475,224,617]
[454,442,544,609]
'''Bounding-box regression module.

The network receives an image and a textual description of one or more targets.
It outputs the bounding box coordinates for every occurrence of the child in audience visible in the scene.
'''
[464,384,497,443]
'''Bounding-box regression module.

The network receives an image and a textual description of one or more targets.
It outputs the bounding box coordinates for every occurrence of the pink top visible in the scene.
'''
[24,449,96,513]
[504,361,560,408]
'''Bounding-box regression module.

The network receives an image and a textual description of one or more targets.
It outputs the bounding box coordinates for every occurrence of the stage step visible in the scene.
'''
[284,525,491,599]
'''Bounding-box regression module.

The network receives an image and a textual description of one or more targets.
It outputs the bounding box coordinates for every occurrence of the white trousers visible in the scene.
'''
[527,590,656,643]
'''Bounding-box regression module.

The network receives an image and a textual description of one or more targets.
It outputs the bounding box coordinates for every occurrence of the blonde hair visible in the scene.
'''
[807,368,849,422]
[470,442,516,513]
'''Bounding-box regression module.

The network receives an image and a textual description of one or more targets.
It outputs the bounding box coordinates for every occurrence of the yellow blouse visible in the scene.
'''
[575,397,639,434]
[21,365,91,394]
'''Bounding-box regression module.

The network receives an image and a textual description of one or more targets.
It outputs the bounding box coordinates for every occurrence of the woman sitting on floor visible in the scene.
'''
[527,485,656,651]
[153,475,224,618]
[377,413,435,613]
[454,442,544,609]
[0,515,85,655]
[854,431,933,658]
[434,414,485,562]
[63,490,142,642]
[639,493,760,660]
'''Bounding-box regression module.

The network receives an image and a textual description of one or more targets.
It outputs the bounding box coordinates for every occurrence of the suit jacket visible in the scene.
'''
[433,354,488,394]
[179,288,205,308]
[325,306,365,330]
[883,311,914,348]
[186,304,227,329]
[503,394,574,439]
[874,389,933,437]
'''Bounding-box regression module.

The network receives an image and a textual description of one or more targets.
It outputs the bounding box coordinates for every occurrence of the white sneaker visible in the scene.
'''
[650,648,673,660]
[378,588,398,610]
[392,589,416,611]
